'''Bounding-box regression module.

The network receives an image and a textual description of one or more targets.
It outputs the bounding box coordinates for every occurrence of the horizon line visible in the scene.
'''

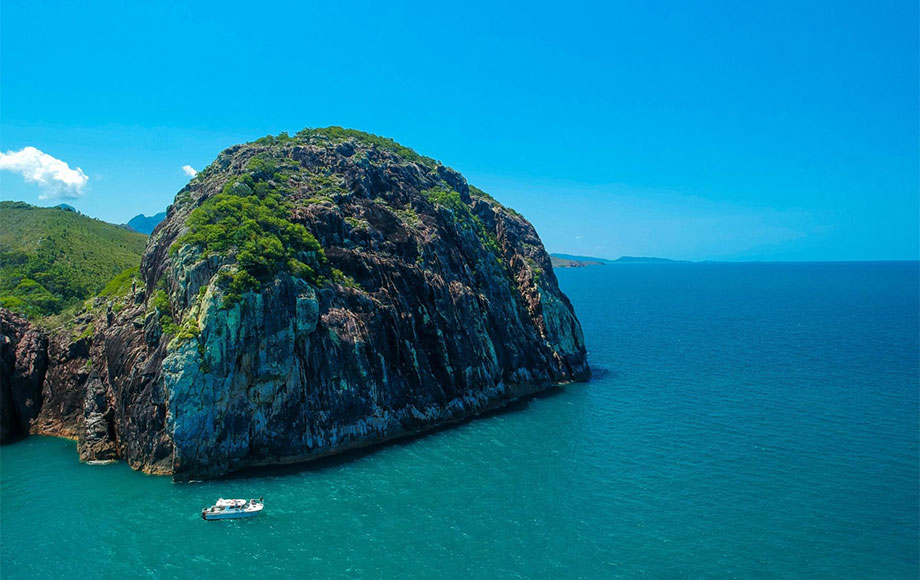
[550,253,920,264]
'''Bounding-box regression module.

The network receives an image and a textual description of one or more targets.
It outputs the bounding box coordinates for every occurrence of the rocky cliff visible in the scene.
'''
[1,310,47,443]
[0,128,589,479]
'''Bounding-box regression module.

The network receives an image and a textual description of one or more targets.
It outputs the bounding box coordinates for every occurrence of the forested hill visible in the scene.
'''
[0,201,148,319]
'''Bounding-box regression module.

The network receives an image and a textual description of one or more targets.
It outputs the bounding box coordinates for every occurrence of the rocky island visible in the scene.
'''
[0,128,589,480]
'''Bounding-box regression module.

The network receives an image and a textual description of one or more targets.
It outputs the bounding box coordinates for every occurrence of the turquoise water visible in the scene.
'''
[2,262,918,579]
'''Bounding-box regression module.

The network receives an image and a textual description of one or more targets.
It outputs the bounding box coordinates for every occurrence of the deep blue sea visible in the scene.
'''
[2,262,918,579]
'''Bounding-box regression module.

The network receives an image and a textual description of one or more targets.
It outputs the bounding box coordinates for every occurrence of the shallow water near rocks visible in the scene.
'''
[2,262,917,579]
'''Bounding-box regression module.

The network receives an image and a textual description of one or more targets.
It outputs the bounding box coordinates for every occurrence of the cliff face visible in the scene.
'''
[0,310,47,443]
[1,129,589,479]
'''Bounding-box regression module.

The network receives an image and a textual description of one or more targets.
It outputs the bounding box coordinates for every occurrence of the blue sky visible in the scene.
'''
[1,0,916,260]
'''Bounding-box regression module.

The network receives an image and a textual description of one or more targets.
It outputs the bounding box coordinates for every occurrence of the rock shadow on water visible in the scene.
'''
[588,365,613,381]
[218,385,572,482]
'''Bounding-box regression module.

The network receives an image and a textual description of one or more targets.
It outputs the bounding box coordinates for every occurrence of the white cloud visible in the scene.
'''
[182,165,198,177]
[0,146,88,200]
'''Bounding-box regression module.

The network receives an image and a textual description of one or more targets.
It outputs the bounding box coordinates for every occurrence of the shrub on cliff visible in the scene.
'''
[174,173,325,305]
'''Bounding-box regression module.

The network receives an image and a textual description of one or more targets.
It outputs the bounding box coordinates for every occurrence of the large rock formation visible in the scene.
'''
[1,128,589,479]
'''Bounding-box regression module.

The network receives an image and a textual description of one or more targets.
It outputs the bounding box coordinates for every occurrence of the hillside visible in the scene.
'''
[0,201,148,318]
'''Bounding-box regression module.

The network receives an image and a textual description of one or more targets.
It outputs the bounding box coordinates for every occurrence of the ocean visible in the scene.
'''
[2,262,917,579]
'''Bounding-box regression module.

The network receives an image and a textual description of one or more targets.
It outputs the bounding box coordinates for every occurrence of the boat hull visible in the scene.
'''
[202,509,261,520]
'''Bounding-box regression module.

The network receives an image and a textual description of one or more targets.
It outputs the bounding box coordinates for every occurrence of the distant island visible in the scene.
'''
[550,254,608,268]
[550,253,687,268]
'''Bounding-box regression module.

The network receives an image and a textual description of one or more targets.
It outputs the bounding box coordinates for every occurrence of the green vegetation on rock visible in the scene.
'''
[331,268,362,290]
[0,201,148,319]
[171,127,522,308]
[421,187,502,257]
[98,266,141,299]
[76,321,95,341]
[295,127,437,168]
[174,170,325,306]
[151,286,178,336]
[174,313,200,343]
[304,173,348,198]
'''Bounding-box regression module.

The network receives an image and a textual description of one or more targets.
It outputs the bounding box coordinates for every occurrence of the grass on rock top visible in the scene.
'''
[292,127,438,168]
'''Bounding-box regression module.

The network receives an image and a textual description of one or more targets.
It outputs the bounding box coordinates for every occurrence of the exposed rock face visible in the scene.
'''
[3,129,589,479]
[0,310,48,442]
[32,330,91,439]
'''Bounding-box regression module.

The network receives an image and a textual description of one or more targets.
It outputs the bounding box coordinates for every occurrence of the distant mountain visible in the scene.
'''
[551,253,688,268]
[611,256,688,264]
[54,203,78,213]
[126,211,166,235]
[0,201,148,318]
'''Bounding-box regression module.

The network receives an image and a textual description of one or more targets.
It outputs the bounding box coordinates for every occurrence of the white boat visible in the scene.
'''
[201,497,264,520]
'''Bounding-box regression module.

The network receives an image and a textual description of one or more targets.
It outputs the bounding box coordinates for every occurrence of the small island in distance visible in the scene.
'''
[550,253,688,268]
